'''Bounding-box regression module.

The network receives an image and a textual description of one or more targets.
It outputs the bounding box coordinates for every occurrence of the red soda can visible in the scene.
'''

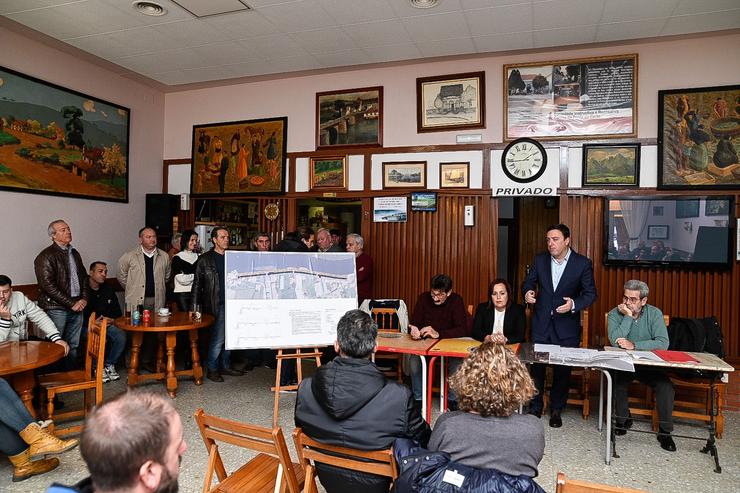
[142,309,151,324]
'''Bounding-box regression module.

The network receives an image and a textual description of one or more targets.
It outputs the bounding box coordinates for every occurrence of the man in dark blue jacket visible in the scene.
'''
[522,224,596,428]
[295,309,430,493]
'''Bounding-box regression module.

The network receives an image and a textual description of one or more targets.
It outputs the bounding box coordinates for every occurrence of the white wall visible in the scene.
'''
[2,25,166,284]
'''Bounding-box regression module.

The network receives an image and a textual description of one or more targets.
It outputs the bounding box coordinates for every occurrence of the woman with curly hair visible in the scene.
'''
[428,340,545,477]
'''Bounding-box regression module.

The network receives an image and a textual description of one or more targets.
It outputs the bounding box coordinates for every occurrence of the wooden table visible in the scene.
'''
[115,312,214,398]
[375,331,439,420]
[0,341,65,418]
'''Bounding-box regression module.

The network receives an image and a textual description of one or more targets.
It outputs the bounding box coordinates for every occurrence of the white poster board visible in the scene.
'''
[224,251,357,349]
[373,196,408,222]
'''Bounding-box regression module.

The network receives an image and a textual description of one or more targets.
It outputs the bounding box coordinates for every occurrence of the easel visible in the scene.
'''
[271,347,323,427]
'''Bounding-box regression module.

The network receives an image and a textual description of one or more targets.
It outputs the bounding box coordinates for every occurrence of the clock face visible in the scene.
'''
[264,203,280,221]
[501,138,547,183]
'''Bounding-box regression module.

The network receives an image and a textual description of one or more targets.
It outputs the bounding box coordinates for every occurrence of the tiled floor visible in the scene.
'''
[2,366,738,492]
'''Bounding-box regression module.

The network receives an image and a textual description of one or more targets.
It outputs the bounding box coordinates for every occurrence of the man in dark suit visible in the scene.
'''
[522,224,596,428]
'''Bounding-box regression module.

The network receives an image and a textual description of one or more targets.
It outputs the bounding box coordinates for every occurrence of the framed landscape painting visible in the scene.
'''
[417,72,485,133]
[657,84,740,189]
[316,86,382,150]
[439,162,470,189]
[581,143,640,187]
[382,161,426,189]
[504,54,637,141]
[0,65,130,202]
[310,156,346,191]
[191,117,287,196]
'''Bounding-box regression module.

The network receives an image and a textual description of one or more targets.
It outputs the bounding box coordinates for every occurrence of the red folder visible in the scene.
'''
[653,349,699,363]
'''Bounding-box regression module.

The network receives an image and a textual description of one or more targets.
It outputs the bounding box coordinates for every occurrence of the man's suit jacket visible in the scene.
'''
[471,302,526,343]
[521,250,596,346]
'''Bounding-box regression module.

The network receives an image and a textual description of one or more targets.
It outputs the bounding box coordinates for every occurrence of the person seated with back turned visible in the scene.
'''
[428,338,545,478]
[607,279,676,452]
[408,274,467,409]
[294,309,430,493]
[472,278,526,344]
[48,390,187,493]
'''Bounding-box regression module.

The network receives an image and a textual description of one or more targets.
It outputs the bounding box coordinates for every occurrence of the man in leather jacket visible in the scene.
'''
[192,226,242,382]
[295,309,430,493]
[33,220,88,365]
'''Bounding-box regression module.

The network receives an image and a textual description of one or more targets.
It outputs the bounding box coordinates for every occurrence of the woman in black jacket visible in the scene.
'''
[472,278,526,344]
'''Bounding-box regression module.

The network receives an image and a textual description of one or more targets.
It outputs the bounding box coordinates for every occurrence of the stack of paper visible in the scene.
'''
[534,344,635,371]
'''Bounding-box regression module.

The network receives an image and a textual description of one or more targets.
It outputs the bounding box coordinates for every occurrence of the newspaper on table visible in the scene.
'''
[534,344,634,372]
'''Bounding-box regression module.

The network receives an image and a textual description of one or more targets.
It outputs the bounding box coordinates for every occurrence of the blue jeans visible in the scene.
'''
[47,309,82,367]
[408,355,461,403]
[0,378,34,456]
[103,323,126,366]
[206,306,230,371]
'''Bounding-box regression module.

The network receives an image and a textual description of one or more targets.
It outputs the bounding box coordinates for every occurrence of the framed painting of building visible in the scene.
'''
[316,86,382,150]
[191,117,287,196]
[0,65,130,202]
[417,72,485,133]
[657,84,740,189]
[504,54,637,141]
[382,161,426,189]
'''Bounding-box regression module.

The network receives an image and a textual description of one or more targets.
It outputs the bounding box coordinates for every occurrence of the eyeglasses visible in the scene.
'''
[431,291,448,300]
[622,295,644,304]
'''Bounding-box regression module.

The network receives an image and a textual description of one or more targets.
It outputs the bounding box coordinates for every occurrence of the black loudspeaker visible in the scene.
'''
[145,194,179,236]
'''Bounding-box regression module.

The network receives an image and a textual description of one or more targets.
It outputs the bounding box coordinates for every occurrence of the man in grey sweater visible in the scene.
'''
[607,279,675,452]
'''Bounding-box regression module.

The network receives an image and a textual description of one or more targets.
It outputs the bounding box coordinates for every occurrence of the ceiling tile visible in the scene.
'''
[170,0,251,17]
[362,43,423,63]
[6,2,140,39]
[462,0,532,8]
[342,19,413,47]
[116,52,175,73]
[178,64,241,84]
[0,0,79,14]
[601,0,679,23]
[259,0,335,32]
[674,0,740,15]
[290,28,357,54]
[472,30,534,52]
[313,49,371,68]
[263,54,322,73]
[226,60,275,78]
[465,5,533,36]
[202,9,278,39]
[662,9,740,35]
[533,0,604,29]
[533,24,597,48]
[403,12,470,42]
[65,33,132,59]
[188,40,264,65]
[417,36,476,57]
[150,19,234,47]
[390,0,463,18]
[149,70,190,85]
[318,0,396,25]
[239,33,310,59]
[595,18,667,42]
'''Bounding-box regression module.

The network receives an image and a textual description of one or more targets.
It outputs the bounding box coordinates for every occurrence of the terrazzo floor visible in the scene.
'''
[2,364,738,492]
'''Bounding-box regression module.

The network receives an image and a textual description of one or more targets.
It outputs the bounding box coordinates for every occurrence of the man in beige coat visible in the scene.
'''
[118,227,171,312]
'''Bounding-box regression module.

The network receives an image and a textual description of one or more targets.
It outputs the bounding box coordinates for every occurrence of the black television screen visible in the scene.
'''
[604,196,734,270]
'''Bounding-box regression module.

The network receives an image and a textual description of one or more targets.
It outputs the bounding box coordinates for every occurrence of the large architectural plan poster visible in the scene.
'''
[224,251,357,349]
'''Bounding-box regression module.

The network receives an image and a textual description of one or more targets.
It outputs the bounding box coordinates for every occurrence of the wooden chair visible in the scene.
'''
[555,472,649,493]
[39,313,107,436]
[293,427,397,493]
[194,409,304,493]
[565,309,590,418]
[371,305,404,382]
[669,373,726,438]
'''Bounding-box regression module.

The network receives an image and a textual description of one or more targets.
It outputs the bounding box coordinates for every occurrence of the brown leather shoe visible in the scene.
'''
[19,423,78,460]
[9,449,59,482]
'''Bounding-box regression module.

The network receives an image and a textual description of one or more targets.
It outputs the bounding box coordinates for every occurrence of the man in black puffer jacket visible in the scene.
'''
[295,309,430,493]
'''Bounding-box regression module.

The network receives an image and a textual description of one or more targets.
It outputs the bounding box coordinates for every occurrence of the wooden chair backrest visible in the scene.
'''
[86,313,108,383]
[193,409,301,493]
[556,472,649,493]
[581,310,589,348]
[293,427,397,484]
[371,307,399,331]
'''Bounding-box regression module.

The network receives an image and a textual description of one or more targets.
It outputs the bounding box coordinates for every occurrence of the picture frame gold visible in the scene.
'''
[309,156,347,191]
[439,162,470,189]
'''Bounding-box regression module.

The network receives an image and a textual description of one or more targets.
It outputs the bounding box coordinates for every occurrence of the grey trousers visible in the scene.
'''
[614,369,675,432]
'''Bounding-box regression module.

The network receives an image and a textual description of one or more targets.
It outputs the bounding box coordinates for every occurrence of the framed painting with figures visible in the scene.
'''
[658,84,740,189]
[191,117,287,196]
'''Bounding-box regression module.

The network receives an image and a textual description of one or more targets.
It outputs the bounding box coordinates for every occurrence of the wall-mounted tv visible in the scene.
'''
[604,196,735,270]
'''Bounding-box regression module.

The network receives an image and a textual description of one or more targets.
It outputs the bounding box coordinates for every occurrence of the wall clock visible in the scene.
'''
[501,138,547,183]
[264,203,280,221]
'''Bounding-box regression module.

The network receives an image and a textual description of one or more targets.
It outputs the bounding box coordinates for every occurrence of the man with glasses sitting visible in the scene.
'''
[607,279,675,452]
[408,274,467,410]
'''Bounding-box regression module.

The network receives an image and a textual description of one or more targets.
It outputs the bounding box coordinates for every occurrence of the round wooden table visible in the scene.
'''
[115,312,214,398]
[0,341,65,418]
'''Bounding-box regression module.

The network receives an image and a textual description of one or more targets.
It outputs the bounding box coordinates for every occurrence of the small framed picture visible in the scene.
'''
[310,156,346,191]
[581,143,640,187]
[439,162,470,189]
[411,192,437,212]
[705,199,730,216]
[676,200,700,218]
[647,225,670,240]
[382,161,427,189]
[417,71,485,133]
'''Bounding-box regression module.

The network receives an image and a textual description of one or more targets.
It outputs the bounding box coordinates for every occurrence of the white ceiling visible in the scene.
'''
[2,0,739,87]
